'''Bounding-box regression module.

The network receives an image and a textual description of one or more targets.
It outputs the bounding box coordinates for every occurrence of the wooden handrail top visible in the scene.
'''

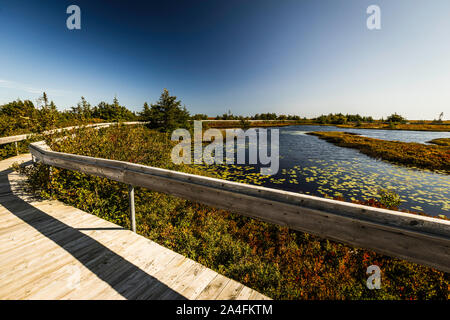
[0,122,144,145]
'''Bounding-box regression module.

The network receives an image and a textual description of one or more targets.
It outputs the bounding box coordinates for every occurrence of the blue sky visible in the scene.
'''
[0,0,449,119]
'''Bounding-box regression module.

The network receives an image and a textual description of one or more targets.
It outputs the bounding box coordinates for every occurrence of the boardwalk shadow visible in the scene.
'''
[0,166,186,300]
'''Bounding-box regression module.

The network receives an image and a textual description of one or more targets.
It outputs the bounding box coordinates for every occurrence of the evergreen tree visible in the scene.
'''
[143,89,190,132]
[92,97,137,121]
[37,97,59,131]
[42,92,48,107]
[71,96,92,120]
[139,102,152,121]
[386,113,406,123]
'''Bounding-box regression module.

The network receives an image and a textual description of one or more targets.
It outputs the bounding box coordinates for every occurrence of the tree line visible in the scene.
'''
[0,92,137,136]
[214,110,303,121]
[1,89,416,137]
[315,113,375,125]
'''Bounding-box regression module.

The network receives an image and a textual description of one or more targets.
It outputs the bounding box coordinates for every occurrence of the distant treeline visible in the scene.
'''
[212,111,419,125]
[315,113,375,124]
[214,111,304,121]
[4,89,437,137]
[0,92,137,137]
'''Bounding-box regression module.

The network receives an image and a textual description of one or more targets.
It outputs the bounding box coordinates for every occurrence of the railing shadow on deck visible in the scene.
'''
[0,166,186,300]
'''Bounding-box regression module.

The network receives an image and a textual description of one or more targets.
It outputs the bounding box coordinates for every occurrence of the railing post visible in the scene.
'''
[128,185,136,233]
[14,141,19,156]
[49,166,53,196]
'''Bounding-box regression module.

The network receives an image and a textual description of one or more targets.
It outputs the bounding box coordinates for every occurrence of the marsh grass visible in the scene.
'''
[308,131,450,174]
[428,138,450,147]
[335,122,450,132]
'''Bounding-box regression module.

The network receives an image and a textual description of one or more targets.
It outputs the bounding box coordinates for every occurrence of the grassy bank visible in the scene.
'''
[334,122,450,132]
[428,138,450,147]
[205,120,450,131]
[308,131,450,174]
[18,125,448,299]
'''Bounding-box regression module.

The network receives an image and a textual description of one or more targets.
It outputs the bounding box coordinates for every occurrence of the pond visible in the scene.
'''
[196,125,450,217]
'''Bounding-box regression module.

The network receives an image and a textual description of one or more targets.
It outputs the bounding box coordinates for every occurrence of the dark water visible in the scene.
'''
[198,125,449,217]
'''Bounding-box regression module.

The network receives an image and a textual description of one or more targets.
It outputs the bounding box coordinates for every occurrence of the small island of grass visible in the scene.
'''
[428,138,450,147]
[307,131,450,174]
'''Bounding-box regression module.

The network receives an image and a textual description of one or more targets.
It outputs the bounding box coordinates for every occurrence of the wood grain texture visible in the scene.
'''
[0,154,268,300]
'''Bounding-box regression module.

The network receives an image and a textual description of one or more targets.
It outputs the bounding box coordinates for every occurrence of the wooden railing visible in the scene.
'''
[0,122,143,147]
[0,122,143,157]
[28,140,450,273]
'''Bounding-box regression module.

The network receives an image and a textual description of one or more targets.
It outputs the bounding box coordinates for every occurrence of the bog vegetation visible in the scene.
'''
[428,138,450,147]
[308,131,450,174]
[18,124,449,300]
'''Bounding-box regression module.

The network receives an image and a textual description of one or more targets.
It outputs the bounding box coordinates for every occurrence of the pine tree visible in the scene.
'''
[139,102,151,121]
[37,93,59,131]
[42,92,48,108]
[143,89,190,132]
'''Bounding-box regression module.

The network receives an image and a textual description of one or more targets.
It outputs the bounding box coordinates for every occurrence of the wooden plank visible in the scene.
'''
[0,216,123,277]
[0,227,97,290]
[248,290,271,300]
[158,262,218,300]
[0,211,103,252]
[0,212,129,285]
[84,242,180,300]
[63,235,170,300]
[178,267,220,300]
[58,253,137,299]
[0,244,79,298]
[0,206,89,237]
[133,255,193,300]
[216,279,245,300]
[196,274,231,300]
[15,260,89,300]
[0,207,88,242]
[235,286,255,300]
[0,228,137,298]
[22,236,151,300]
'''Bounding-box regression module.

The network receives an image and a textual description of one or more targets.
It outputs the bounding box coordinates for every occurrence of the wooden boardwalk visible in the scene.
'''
[0,154,269,300]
